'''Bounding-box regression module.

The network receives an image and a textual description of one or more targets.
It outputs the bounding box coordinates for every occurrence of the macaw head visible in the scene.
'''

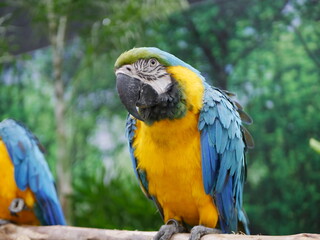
[115,47,204,123]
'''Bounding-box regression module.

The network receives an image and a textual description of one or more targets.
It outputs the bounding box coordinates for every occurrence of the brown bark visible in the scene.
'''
[45,0,72,223]
[184,16,228,90]
[0,224,319,240]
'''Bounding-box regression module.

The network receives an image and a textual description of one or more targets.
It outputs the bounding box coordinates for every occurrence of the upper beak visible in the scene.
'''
[116,73,160,121]
[116,73,144,121]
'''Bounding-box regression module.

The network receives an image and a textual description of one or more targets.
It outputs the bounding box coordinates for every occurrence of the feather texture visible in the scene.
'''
[117,47,252,234]
[125,115,164,218]
[0,119,66,225]
[198,84,249,234]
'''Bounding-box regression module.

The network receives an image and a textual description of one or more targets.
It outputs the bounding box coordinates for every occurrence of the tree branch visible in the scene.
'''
[184,16,228,89]
[292,25,320,69]
[0,224,319,240]
[231,0,290,67]
[184,16,221,72]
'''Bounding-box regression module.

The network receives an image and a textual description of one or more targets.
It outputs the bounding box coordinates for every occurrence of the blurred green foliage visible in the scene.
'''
[1,0,320,235]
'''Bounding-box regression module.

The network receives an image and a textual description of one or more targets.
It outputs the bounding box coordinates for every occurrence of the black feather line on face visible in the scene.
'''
[139,77,187,124]
[134,59,168,82]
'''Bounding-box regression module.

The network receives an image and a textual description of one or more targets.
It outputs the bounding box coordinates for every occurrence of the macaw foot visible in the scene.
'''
[189,225,222,240]
[154,219,186,240]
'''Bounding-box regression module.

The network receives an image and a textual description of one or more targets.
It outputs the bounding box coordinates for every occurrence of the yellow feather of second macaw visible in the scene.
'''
[0,140,39,225]
[133,66,219,227]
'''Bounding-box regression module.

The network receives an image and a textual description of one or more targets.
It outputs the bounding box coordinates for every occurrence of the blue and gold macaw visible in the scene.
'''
[0,119,66,225]
[115,47,253,240]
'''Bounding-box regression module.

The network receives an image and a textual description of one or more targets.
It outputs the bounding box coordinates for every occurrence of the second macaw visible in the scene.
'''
[0,119,66,225]
[114,47,253,240]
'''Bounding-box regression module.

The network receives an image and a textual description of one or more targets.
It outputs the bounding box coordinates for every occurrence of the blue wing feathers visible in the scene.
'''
[214,121,223,153]
[219,128,229,154]
[199,85,249,234]
[201,130,216,194]
[125,115,151,198]
[37,189,66,225]
[0,119,66,225]
[227,120,237,139]
[217,103,232,128]
[126,116,140,181]
[215,177,237,233]
[208,124,216,146]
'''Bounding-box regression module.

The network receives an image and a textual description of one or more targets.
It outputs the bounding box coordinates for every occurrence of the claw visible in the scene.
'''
[154,219,186,240]
[189,225,222,240]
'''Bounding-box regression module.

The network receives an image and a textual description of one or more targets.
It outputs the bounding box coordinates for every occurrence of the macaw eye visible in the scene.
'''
[149,58,157,67]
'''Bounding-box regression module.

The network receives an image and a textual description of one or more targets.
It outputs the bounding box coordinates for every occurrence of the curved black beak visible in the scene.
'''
[116,73,144,121]
[116,73,160,121]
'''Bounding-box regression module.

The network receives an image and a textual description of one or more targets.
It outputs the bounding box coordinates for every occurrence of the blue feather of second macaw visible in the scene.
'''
[36,189,65,225]
[15,158,28,190]
[12,141,26,161]
[28,155,39,190]
[0,119,66,225]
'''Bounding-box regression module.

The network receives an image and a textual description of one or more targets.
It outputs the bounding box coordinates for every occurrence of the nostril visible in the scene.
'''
[126,67,132,71]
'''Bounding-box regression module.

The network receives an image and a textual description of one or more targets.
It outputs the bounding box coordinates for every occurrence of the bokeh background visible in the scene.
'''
[1,0,319,235]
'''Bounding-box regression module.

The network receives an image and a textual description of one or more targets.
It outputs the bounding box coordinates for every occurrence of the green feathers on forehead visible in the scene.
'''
[115,47,171,68]
[114,47,202,79]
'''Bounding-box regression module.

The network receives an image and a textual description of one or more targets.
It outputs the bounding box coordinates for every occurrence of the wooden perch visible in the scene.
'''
[0,224,319,240]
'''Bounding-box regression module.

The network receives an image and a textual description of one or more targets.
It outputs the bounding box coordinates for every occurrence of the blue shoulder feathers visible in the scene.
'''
[125,115,150,198]
[0,119,66,225]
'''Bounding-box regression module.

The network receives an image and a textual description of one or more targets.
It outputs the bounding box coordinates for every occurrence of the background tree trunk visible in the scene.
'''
[45,0,72,224]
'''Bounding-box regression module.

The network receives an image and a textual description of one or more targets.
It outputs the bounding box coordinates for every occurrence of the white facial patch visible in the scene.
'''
[115,59,172,94]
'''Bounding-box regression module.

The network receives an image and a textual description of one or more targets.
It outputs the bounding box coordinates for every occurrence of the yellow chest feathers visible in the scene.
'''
[132,66,219,227]
[133,65,205,179]
[0,140,39,225]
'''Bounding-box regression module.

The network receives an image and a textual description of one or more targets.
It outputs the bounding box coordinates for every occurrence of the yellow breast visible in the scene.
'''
[0,140,39,225]
[132,66,219,227]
